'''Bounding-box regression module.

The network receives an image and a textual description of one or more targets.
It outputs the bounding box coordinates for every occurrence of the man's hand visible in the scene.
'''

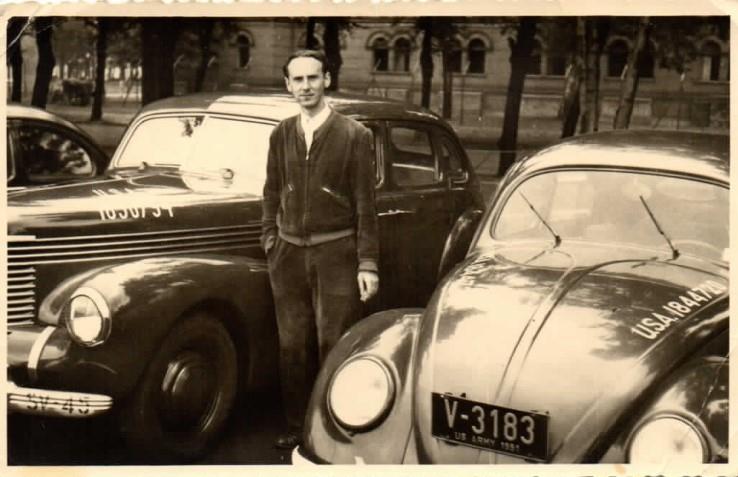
[357,271,379,302]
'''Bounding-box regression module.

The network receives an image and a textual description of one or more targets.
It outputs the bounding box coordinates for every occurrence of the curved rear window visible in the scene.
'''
[483,170,728,262]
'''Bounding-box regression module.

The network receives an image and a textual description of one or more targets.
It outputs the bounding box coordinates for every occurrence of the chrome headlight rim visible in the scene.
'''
[626,413,709,464]
[326,354,396,432]
[65,286,112,347]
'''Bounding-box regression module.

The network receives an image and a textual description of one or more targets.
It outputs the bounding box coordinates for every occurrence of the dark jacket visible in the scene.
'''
[261,110,379,271]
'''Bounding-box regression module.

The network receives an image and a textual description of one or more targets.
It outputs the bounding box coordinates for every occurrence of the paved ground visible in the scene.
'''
[8,390,290,465]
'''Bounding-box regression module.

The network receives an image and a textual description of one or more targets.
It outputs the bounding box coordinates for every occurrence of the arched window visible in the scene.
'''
[237,34,251,69]
[393,37,412,72]
[608,39,629,77]
[467,38,486,74]
[547,50,567,76]
[447,39,463,73]
[528,39,542,75]
[371,37,389,72]
[701,41,722,81]
[638,40,655,78]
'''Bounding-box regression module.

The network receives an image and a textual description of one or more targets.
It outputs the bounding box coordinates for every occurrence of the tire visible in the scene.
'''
[120,313,238,462]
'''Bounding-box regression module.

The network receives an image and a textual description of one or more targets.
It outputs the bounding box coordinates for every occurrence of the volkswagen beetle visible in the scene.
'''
[6,92,483,461]
[293,130,729,465]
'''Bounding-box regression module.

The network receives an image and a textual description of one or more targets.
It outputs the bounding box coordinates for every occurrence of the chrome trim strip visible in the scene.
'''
[27,326,56,381]
[13,224,261,243]
[10,243,257,266]
[9,230,260,251]
[7,382,113,418]
[8,235,37,242]
[10,237,258,259]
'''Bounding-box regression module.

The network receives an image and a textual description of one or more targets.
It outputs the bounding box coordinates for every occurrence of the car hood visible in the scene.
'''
[7,171,262,238]
[412,244,728,463]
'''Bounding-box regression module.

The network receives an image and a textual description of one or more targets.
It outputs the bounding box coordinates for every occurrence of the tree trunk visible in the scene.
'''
[581,18,610,133]
[561,18,585,138]
[420,25,433,109]
[31,18,56,109]
[194,20,215,93]
[614,17,651,129]
[560,60,583,138]
[497,17,537,175]
[91,18,109,121]
[141,18,179,105]
[323,19,342,91]
[305,18,317,49]
[7,17,25,103]
[441,45,453,119]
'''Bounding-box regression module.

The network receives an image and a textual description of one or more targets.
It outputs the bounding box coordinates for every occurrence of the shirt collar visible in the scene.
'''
[300,104,332,132]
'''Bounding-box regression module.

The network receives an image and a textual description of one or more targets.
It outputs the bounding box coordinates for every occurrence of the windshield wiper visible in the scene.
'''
[639,195,679,260]
[519,192,561,248]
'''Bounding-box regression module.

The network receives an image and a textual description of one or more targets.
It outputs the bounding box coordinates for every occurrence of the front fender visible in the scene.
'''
[303,308,423,464]
[599,329,728,463]
[31,254,275,398]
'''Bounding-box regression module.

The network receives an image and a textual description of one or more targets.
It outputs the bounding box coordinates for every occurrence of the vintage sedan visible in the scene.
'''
[293,130,729,465]
[6,92,483,460]
[7,104,109,189]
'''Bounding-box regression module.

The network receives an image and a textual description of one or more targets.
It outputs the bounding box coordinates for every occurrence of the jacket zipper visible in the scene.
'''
[303,144,310,235]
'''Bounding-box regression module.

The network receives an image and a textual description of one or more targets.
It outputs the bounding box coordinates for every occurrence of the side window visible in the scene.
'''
[361,122,383,187]
[389,125,439,187]
[438,134,467,182]
[17,124,96,183]
[7,130,15,182]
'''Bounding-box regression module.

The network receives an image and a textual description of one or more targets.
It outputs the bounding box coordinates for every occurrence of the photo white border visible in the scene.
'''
[1,1,735,476]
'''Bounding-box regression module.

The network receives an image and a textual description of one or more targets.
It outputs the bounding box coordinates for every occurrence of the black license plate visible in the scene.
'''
[431,392,549,462]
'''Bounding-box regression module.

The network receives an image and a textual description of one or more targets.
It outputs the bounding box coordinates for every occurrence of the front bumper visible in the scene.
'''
[8,381,113,418]
[8,324,119,418]
[291,445,325,465]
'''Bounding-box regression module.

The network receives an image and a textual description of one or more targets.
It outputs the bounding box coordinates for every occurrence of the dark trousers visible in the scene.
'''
[267,234,361,432]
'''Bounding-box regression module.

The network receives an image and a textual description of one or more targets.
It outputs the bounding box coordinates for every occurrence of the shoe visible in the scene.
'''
[275,432,302,449]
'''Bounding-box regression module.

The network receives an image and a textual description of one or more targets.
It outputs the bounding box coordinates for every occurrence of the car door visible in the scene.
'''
[359,120,399,314]
[9,119,107,187]
[382,120,455,306]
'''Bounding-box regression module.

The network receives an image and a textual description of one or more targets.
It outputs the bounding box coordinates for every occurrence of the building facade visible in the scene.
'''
[9,18,729,132]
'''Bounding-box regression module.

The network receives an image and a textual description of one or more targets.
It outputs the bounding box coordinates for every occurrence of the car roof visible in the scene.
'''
[137,91,442,124]
[516,130,729,184]
[6,104,84,131]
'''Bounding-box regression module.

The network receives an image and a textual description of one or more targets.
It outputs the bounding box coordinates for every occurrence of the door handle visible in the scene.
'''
[378,208,415,217]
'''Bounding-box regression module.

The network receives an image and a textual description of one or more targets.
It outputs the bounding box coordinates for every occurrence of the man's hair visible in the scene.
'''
[283,49,329,78]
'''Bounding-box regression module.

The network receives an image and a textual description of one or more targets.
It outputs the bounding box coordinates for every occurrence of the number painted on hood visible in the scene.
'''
[93,188,175,221]
[631,280,726,340]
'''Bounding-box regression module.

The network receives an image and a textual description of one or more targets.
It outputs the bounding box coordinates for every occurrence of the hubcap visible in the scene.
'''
[158,350,217,429]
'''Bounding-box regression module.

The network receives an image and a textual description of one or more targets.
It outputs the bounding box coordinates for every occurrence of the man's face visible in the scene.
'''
[284,57,331,111]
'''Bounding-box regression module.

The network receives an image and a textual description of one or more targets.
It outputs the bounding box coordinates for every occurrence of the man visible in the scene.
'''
[262,50,380,449]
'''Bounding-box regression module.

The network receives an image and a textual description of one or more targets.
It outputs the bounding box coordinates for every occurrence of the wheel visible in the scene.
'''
[120,313,238,461]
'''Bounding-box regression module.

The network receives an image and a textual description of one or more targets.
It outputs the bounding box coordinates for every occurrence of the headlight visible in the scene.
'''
[628,416,707,464]
[66,287,111,347]
[328,356,394,431]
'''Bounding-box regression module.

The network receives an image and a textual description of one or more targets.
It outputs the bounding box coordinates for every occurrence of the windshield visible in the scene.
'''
[116,114,273,195]
[481,170,728,262]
